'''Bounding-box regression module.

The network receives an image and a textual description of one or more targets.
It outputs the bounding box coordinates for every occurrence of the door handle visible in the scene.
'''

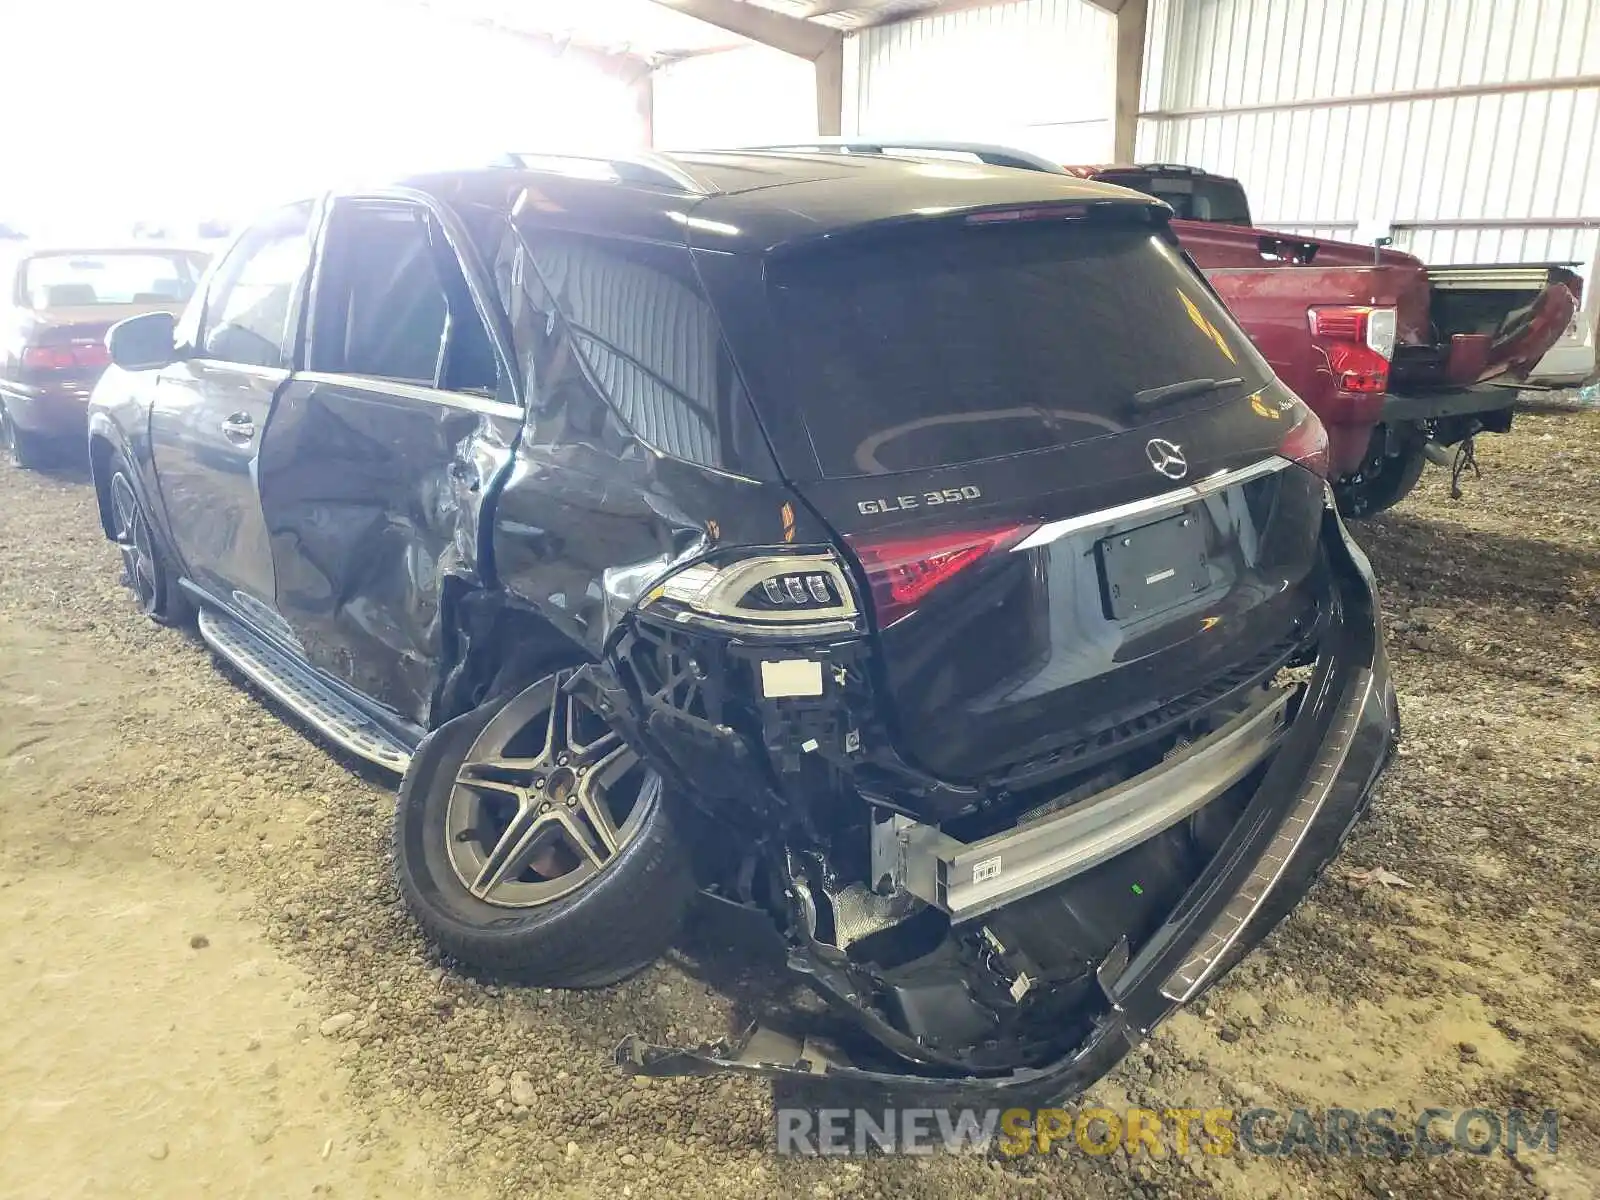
[221,413,255,442]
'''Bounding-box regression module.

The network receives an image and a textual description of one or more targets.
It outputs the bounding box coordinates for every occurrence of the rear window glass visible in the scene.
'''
[19,252,203,309]
[763,220,1266,477]
[1098,172,1253,225]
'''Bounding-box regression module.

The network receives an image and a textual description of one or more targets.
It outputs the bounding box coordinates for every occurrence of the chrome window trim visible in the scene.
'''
[294,370,523,419]
[184,359,290,384]
[1011,456,1291,552]
[306,188,522,407]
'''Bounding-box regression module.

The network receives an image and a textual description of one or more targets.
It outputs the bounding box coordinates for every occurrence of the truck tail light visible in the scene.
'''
[1308,306,1396,394]
[847,524,1035,628]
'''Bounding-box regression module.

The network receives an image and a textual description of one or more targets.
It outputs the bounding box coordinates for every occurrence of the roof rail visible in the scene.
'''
[732,138,1069,176]
[505,152,711,194]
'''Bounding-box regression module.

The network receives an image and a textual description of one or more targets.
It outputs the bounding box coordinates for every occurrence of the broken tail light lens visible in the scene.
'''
[747,571,845,611]
[847,525,1035,628]
[1308,306,1396,394]
[649,552,860,635]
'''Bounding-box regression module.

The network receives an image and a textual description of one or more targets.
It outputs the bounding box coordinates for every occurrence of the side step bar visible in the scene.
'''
[875,687,1292,923]
[196,608,414,773]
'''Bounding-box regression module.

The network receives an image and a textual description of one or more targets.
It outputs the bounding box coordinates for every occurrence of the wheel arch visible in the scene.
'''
[86,418,125,540]
[431,580,591,729]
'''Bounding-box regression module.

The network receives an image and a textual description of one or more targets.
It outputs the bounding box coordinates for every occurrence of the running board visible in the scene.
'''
[196,608,413,773]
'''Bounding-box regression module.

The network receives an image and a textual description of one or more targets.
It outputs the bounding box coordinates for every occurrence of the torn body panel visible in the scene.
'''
[257,377,521,727]
[611,506,1395,1099]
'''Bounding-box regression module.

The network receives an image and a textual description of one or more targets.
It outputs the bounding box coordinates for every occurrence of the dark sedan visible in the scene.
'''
[1,246,208,467]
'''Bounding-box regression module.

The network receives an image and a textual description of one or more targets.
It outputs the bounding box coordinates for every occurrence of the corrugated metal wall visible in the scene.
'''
[848,0,1117,162]
[652,46,817,148]
[1137,0,1600,273]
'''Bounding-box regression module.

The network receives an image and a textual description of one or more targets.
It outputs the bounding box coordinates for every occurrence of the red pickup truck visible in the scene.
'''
[746,141,1581,516]
[1068,163,1581,515]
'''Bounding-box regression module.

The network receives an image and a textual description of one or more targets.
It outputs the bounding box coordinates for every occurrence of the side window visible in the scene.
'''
[308,201,500,395]
[199,203,313,369]
[500,229,754,471]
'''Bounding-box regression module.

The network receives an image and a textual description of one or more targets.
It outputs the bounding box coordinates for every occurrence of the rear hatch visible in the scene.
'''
[698,206,1331,783]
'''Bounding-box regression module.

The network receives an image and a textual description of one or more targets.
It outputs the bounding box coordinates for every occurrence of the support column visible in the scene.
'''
[630,69,656,147]
[814,37,844,137]
[646,0,844,136]
[1113,0,1148,162]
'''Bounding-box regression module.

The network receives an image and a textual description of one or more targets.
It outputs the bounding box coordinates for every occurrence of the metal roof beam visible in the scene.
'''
[644,0,837,58]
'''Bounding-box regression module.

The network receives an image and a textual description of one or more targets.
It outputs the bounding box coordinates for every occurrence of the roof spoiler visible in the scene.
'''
[731,138,1070,176]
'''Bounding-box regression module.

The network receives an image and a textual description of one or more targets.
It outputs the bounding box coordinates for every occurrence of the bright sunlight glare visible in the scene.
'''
[2,0,642,241]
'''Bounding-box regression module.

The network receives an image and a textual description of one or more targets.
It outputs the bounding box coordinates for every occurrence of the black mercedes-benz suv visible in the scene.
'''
[88,149,1396,1103]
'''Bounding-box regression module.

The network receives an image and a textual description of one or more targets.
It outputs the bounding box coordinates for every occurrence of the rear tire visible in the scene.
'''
[1,406,51,469]
[1334,443,1427,519]
[395,672,695,987]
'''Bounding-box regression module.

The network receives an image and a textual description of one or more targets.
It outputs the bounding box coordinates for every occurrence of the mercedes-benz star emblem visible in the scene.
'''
[1145,438,1188,480]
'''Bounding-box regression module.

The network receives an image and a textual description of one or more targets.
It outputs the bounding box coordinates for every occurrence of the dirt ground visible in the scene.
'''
[1,410,1597,1200]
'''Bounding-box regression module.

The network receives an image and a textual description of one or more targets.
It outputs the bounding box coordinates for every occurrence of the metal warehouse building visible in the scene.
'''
[654,0,1597,351]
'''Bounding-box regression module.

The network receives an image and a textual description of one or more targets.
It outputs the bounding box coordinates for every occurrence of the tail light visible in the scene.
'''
[21,341,111,371]
[1279,405,1330,478]
[648,552,860,635]
[847,524,1035,628]
[1308,306,1396,394]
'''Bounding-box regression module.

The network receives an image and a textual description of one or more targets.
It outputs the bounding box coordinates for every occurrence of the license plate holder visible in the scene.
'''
[1097,507,1212,620]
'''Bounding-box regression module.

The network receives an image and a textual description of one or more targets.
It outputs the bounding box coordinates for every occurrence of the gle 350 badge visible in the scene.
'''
[859,486,982,515]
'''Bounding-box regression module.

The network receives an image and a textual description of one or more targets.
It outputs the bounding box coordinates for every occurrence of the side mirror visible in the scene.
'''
[107,311,177,371]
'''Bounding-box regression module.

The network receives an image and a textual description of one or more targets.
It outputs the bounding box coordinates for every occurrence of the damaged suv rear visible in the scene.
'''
[93,150,1397,1105]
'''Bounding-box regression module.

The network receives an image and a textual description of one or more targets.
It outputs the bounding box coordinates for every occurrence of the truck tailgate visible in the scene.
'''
[1409,264,1582,384]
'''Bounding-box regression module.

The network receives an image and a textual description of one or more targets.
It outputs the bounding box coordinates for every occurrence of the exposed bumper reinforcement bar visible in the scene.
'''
[876,687,1292,923]
[616,509,1398,1105]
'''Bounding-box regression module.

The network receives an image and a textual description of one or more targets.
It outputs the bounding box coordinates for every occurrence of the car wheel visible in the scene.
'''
[107,456,193,625]
[1,406,50,469]
[395,671,695,987]
[1334,443,1427,519]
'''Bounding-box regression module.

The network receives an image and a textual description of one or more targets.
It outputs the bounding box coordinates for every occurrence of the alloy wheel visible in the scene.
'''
[110,473,160,612]
[444,674,655,908]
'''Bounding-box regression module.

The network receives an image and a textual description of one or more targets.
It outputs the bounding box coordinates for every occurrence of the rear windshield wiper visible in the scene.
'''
[1131,376,1245,412]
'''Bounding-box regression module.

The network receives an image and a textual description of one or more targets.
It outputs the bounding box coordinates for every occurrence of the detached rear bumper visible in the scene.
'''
[617,505,1397,1106]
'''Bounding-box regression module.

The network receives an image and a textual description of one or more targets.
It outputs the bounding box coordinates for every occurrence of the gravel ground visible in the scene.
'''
[1,410,1597,1199]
